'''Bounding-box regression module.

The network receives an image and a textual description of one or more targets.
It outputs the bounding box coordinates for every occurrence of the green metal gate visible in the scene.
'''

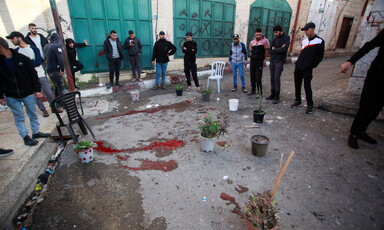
[247,0,292,49]
[173,0,236,58]
[67,0,153,73]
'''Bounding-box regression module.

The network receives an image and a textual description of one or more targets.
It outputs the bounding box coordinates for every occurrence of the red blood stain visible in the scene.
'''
[117,155,129,161]
[216,141,227,146]
[220,193,243,216]
[94,141,125,154]
[198,108,215,112]
[120,159,178,172]
[94,139,184,154]
[235,185,249,194]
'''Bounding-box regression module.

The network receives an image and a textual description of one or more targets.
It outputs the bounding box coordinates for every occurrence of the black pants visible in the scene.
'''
[250,62,263,94]
[350,65,384,135]
[70,60,84,87]
[129,55,141,79]
[47,71,65,97]
[184,61,199,87]
[269,61,284,93]
[108,58,121,83]
[294,68,313,106]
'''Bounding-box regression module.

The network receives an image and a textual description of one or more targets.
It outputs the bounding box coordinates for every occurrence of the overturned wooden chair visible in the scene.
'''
[51,91,95,144]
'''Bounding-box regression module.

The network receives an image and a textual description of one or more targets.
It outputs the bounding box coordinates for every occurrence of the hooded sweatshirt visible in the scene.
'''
[65,38,86,63]
[44,33,65,73]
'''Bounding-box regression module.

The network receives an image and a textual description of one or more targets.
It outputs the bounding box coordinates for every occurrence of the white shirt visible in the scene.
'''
[18,45,45,78]
[29,35,45,59]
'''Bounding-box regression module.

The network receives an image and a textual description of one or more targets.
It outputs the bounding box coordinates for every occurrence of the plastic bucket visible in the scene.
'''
[229,99,239,111]
[251,135,270,157]
[130,91,140,102]
[75,147,94,163]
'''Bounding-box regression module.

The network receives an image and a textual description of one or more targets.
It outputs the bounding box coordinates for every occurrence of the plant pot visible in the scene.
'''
[176,89,183,96]
[75,147,94,163]
[245,218,278,230]
[200,134,216,152]
[202,94,210,102]
[251,135,270,157]
[253,110,265,123]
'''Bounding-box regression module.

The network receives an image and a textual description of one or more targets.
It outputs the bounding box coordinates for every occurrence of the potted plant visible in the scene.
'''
[253,91,266,123]
[201,87,212,102]
[244,190,279,230]
[251,132,270,157]
[73,140,96,163]
[175,84,183,96]
[199,112,228,152]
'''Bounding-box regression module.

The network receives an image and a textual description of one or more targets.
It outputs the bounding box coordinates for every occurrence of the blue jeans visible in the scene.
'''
[155,62,168,85]
[232,62,245,87]
[5,94,40,139]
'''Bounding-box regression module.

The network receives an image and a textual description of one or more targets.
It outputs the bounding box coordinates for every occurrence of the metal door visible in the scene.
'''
[173,0,236,58]
[67,0,153,73]
[247,0,292,49]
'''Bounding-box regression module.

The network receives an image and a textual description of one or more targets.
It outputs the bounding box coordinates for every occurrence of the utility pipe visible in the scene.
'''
[290,0,302,55]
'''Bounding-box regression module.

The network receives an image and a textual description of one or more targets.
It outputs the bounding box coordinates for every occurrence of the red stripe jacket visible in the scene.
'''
[295,34,324,71]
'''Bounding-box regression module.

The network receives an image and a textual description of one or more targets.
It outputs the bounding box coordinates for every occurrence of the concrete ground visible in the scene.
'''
[1,56,384,229]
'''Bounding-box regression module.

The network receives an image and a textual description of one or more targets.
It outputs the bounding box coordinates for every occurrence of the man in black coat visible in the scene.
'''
[183,32,199,91]
[151,31,177,90]
[103,30,124,89]
[338,29,384,149]
[267,25,290,104]
[65,38,88,89]
[0,37,50,146]
[24,23,49,61]
[123,30,143,82]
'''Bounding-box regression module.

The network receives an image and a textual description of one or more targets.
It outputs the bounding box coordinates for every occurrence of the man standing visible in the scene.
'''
[7,31,57,117]
[267,25,290,104]
[24,23,49,62]
[248,29,269,97]
[44,33,66,97]
[124,30,143,82]
[65,38,88,89]
[152,31,177,90]
[103,30,124,89]
[291,22,324,114]
[338,29,384,149]
[0,37,50,146]
[183,32,199,91]
[228,34,248,93]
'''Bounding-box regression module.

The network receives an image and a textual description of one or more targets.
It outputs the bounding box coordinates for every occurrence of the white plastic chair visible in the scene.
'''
[207,61,226,93]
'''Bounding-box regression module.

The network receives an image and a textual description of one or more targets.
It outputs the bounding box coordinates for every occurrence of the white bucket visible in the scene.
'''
[75,147,94,163]
[130,91,140,102]
[229,99,239,111]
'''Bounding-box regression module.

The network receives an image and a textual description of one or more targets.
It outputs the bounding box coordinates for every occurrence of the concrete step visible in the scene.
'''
[97,72,147,84]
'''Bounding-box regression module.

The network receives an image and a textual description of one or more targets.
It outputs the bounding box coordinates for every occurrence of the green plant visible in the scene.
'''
[88,74,99,84]
[257,91,266,115]
[73,140,95,151]
[175,84,183,90]
[201,87,212,95]
[199,112,228,138]
[244,190,279,230]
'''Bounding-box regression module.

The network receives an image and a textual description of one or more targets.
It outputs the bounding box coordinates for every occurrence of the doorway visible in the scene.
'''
[336,17,353,49]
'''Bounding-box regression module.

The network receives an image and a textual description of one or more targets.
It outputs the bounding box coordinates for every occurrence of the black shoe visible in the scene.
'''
[242,87,247,93]
[161,84,165,90]
[247,91,256,96]
[306,106,313,114]
[231,85,237,92]
[24,135,38,146]
[106,82,113,89]
[153,84,160,90]
[348,135,359,149]
[75,85,80,90]
[266,94,275,100]
[32,132,51,139]
[116,82,122,86]
[273,99,280,104]
[291,101,302,108]
[0,148,13,157]
[356,132,377,144]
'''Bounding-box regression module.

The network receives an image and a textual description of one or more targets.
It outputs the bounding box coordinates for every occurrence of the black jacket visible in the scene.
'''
[44,33,65,73]
[269,33,290,63]
[123,37,143,56]
[103,37,124,61]
[152,39,177,63]
[24,33,49,54]
[182,40,197,63]
[348,29,384,69]
[295,34,324,71]
[0,49,41,99]
[65,38,86,63]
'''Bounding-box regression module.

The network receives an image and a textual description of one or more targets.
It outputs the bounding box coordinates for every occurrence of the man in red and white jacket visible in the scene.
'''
[291,22,324,114]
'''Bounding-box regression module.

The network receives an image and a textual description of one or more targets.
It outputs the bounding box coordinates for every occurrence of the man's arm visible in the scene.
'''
[138,38,143,54]
[24,56,41,93]
[30,46,42,67]
[56,47,65,72]
[264,40,270,60]
[103,40,112,60]
[313,40,325,68]
[273,35,290,53]
[168,42,177,56]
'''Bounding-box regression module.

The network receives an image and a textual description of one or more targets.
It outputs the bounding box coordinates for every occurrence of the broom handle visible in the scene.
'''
[271,151,295,199]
